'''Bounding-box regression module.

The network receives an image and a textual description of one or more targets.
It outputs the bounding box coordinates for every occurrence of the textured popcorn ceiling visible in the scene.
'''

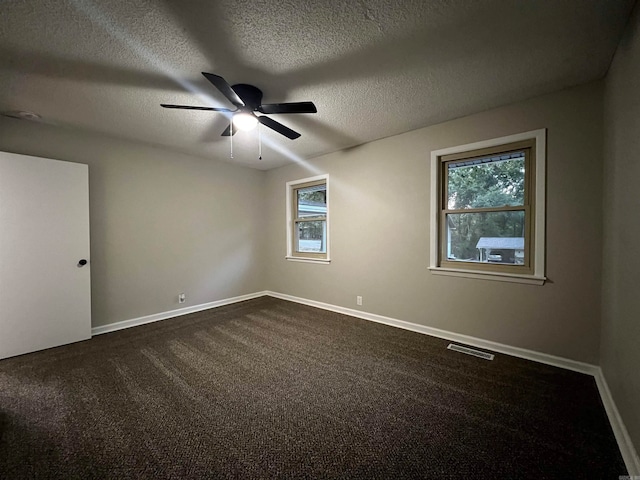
[0,0,635,170]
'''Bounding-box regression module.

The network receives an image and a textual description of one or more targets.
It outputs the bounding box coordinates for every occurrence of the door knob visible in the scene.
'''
[78,259,88,267]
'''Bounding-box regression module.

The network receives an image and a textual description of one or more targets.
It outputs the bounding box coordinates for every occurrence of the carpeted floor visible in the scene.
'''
[0,296,627,479]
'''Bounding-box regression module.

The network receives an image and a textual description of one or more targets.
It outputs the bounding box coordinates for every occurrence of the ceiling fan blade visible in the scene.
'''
[220,124,237,136]
[161,104,235,112]
[259,102,317,114]
[202,72,245,107]
[258,116,301,139]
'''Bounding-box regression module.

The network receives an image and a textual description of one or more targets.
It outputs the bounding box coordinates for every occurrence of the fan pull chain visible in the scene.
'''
[230,119,233,159]
[258,122,262,161]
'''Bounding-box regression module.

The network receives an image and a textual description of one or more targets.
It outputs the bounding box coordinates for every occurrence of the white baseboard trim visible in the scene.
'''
[266,291,598,375]
[91,291,269,336]
[594,368,640,475]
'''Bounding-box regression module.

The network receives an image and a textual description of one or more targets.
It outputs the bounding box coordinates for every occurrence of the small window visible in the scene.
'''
[286,175,329,263]
[430,130,546,284]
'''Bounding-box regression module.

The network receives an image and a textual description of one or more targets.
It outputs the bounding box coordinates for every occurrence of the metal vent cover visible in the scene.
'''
[447,343,495,361]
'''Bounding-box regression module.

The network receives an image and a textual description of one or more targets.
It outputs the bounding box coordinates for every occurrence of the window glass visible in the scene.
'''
[447,153,525,209]
[445,211,525,264]
[295,220,327,253]
[297,184,327,218]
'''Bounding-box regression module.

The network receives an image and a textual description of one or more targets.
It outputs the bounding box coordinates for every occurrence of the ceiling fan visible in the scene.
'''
[161,72,317,140]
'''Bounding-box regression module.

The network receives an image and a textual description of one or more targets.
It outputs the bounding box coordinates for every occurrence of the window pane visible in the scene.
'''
[447,153,525,209]
[445,211,525,264]
[297,184,327,218]
[296,220,326,253]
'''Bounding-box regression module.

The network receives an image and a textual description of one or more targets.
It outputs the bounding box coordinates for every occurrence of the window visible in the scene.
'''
[286,175,329,263]
[430,130,546,285]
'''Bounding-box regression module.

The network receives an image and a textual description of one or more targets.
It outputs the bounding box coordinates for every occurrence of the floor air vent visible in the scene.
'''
[447,343,495,360]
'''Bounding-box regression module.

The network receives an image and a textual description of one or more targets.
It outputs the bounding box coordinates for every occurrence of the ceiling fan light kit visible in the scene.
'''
[232,112,258,131]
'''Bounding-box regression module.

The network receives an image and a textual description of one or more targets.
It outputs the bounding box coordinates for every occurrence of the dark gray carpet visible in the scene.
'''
[0,296,627,479]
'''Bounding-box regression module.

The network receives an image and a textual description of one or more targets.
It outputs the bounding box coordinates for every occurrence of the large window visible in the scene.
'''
[286,175,329,262]
[430,130,546,284]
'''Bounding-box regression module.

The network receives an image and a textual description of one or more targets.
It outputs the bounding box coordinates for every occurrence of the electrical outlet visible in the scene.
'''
[356,296,363,306]
[178,293,186,304]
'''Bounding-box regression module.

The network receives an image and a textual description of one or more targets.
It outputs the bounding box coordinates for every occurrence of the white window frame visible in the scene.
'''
[286,174,330,264]
[429,129,546,285]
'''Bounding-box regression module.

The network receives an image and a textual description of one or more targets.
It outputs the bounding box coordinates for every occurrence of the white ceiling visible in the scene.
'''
[0,0,635,170]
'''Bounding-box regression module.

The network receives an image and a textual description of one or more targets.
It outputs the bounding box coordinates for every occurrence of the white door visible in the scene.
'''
[0,151,91,359]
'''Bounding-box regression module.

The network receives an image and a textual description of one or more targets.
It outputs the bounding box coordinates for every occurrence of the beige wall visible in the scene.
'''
[0,118,265,327]
[265,81,604,364]
[602,2,640,462]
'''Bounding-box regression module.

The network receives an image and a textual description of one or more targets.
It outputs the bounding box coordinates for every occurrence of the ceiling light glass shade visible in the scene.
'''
[232,113,258,131]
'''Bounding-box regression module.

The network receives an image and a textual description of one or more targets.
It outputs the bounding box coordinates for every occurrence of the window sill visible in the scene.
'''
[429,266,545,285]
[286,256,331,264]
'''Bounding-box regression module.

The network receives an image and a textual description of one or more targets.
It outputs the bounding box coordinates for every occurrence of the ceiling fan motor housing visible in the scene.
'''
[231,84,263,111]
